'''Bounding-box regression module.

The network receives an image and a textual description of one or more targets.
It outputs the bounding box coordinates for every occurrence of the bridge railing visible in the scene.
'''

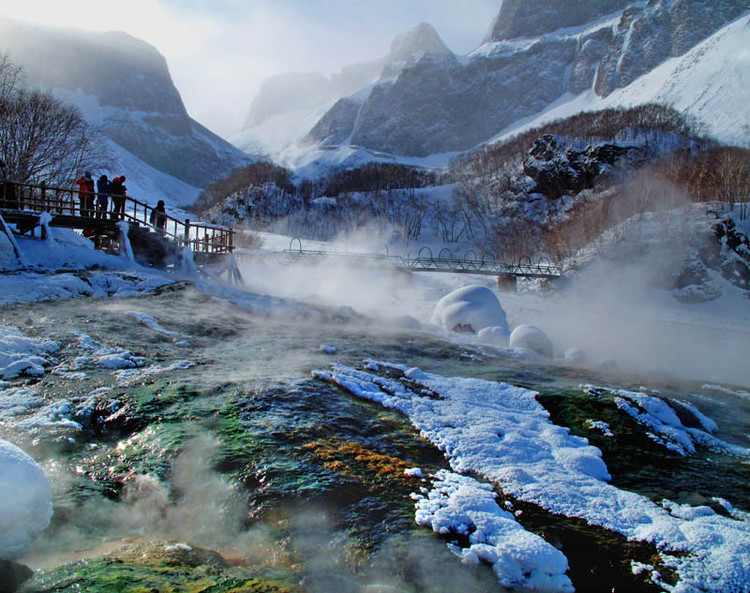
[239,239,562,279]
[0,180,233,254]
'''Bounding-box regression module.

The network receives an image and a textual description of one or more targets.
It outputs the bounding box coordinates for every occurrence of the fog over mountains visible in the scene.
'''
[0,18,250,196]
[257,0,748,160]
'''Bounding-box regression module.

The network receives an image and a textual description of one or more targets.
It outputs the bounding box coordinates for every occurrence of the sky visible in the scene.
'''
[0,0,500,137]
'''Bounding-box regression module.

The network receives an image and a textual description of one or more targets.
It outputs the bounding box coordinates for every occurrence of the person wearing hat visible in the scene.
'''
[96,174,110,219]
[75,171,95,216]
[149,199,167,235]
[110,175,127,220]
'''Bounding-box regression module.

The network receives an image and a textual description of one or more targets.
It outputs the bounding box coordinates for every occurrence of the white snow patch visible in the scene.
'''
[0,325,59,380]
[415,470,573,592]
[431,286,509,334]
[0,439,53,559]
[313,363,750,593]
[113,360,195,386]
[508,325,553,358]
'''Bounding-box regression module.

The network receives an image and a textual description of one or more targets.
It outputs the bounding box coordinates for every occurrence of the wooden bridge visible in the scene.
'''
[0,180,234,265]
[240,239,562,290]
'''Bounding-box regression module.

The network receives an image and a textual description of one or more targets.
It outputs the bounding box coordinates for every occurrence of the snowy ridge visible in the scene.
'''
[489,14,750,149]
[313,362,750,593]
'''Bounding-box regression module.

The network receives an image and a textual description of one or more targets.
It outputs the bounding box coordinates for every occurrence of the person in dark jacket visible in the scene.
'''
[96,174,110,219]
[149,199,167,234]
[0,160,18,210]
[75,171,95,216]
[110,175,126,220]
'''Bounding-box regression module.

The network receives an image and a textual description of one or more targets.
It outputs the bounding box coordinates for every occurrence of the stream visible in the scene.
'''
[1,275,749,593]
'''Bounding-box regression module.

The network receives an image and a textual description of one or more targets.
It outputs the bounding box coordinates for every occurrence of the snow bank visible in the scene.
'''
[0,439,52,559]
[313,363,750,593]
[430,286,509,334]
[416,470,573,592]
[0,326,59,380]
[585,385,750,458]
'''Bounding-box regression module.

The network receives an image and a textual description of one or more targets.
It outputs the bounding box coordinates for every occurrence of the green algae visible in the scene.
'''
[20,543,301,593]
[537,387,750,510]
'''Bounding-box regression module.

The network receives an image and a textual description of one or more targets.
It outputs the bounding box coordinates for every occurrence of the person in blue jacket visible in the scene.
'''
[96,174,110,219]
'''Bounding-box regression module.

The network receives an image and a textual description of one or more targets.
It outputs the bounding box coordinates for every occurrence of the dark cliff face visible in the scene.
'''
[594,0,750,95]
[305,0,746,158]
[0,20,187,116]
[0,19,249,188]
[484,0,631,41]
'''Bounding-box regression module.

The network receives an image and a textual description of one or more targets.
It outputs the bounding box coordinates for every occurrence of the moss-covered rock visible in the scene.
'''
[20,542,301,593]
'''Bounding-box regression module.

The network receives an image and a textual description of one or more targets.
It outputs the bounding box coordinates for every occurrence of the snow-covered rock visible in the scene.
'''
[509,325,554,358]
[431,286,509,334]
[0,439,53,559]
[0,326,59,380]
[478,326,510,347]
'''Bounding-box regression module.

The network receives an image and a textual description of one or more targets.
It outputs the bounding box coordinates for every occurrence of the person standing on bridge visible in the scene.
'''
[149,199,167,235]
[110,175,126,220]
[75,172,95,217]
[96,174,110,219]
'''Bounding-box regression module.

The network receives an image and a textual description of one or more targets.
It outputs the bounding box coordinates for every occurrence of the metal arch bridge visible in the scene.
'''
[240,238,563,279]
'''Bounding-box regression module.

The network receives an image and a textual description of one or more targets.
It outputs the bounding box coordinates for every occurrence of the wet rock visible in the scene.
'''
[523,135,643,198]
[0,560,33,593]
[21,542,301,593]
[300,572,361,593]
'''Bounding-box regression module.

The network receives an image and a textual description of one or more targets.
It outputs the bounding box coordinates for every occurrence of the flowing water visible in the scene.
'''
[2,276,749,593]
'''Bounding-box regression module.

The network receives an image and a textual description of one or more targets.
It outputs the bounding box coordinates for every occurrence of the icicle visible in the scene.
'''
[227,252,244,286]
[38,212,55,244]
[117,221,135,263]
[180,246,198,277]
[0,213,29,267]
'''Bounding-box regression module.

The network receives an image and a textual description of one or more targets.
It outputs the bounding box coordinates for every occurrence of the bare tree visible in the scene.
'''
[0,53,23,101]
[0,54,93,185]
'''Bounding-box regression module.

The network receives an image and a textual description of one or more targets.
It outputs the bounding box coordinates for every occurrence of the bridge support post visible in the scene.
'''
[497,275,517,293]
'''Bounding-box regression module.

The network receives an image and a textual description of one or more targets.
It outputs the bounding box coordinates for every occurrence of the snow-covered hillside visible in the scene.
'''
[489,14,750,148]
[240,1,748,175]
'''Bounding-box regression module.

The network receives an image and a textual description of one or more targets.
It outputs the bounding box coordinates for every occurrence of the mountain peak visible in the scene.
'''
[388,22,452,62]
[484,0,630,42]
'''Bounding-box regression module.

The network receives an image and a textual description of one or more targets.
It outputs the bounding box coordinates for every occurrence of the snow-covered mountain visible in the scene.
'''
[0,18,251,204]
[251,0,748,172]
[232,22,454,159]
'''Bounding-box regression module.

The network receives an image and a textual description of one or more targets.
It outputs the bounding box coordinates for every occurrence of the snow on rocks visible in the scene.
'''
[584,385,750,458]
[114,360,195,386]
[313,363,750,593]
[0,387,44,419]
[0,326,59,380]
[0,439,52,559]
[477,326,510,347]
[415,470,573,592]
[430,286,509,335]
[509,325,553,358]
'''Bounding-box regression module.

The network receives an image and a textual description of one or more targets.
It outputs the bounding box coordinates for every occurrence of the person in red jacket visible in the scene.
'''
[75,172,95,216]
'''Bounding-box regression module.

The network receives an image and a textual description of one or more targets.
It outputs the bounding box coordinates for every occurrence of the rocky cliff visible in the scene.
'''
[0,19,249,189]
[237,22,455,156]
[303,0,749,158]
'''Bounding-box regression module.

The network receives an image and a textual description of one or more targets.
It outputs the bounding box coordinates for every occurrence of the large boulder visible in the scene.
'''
[0,439,53,559]
[431,286,509,334]
[509,325,554,358]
